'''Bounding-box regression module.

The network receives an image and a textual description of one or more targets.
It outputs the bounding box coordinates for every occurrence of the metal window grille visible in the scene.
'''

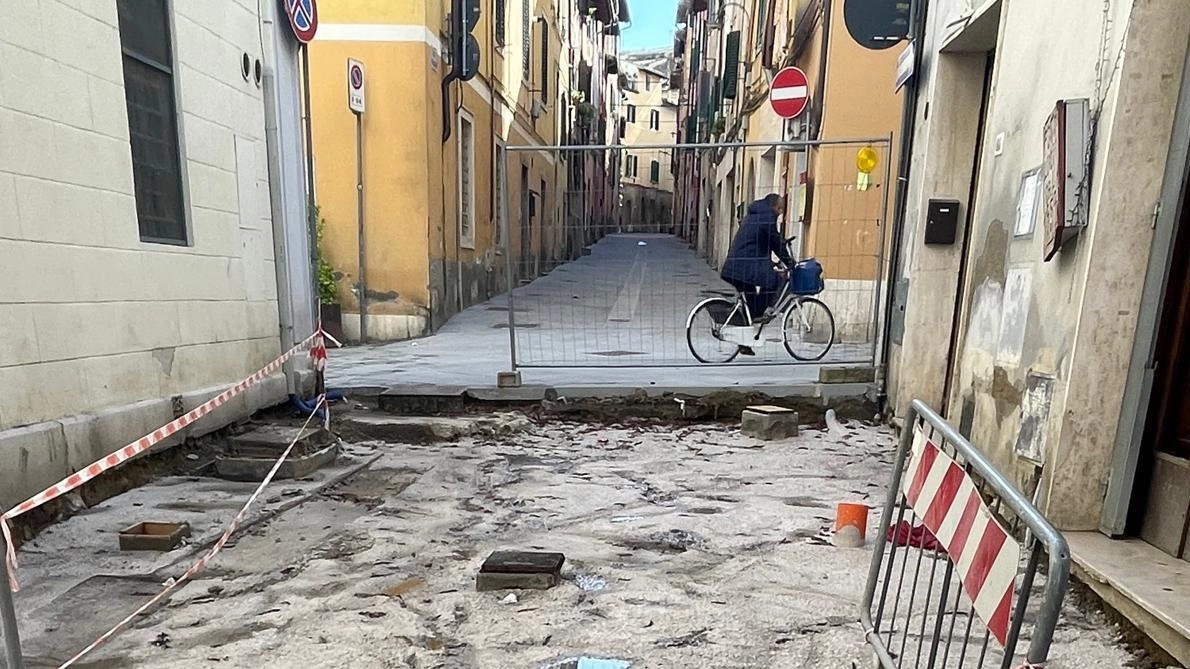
[117,0,187,245]
[522,0,531,80]
[496,0,507,46]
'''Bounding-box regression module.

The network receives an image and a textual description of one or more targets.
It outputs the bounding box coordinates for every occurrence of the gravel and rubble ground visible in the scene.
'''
[5,411,1169,668]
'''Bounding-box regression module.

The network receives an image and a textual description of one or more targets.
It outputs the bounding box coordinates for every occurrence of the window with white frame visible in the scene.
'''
[650,109,660,131]
[626,104,636,123]
[458,113,476,249]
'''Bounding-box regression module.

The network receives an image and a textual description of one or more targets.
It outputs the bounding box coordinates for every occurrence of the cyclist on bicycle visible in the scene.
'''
[721,194,793,355]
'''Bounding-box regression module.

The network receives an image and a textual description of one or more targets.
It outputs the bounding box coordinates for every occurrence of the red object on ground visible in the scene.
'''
[887,520,946,553]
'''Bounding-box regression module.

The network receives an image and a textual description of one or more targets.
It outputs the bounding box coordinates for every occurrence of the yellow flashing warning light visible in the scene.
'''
[856,146,879,174]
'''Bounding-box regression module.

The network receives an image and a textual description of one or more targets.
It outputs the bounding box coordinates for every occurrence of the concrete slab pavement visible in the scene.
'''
[327,235,875,395]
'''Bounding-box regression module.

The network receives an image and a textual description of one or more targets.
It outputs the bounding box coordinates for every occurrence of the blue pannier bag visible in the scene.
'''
[789,258,824,295]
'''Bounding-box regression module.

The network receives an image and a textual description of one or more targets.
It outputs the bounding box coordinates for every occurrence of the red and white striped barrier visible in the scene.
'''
[2,331,329,591]
[903,427,1021,646]
[56,396,328,669]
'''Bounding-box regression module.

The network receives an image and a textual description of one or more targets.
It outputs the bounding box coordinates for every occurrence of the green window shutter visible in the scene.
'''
[650,161,660,184]
[722,31,741,99]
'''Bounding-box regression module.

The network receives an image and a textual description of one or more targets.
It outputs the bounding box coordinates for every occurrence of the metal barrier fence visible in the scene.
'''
[501,138,893,368]
[861,400,1071,669]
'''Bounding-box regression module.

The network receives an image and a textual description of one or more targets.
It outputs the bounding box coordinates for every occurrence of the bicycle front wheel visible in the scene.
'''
[782,297,835,361]
[686,298,741,364]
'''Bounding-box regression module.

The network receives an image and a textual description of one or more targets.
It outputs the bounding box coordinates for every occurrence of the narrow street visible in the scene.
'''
[6,412,1144,668]
[329,234,871,393]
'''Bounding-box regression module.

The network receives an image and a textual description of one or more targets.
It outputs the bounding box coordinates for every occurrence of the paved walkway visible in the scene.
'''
[328,234,872,392]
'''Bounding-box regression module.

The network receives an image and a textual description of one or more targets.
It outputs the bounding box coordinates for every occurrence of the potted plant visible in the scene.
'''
[314,207,346,344]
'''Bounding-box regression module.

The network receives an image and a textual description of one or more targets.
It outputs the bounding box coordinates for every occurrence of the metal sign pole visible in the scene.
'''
[0,533,24,669]
[355,111,367,344]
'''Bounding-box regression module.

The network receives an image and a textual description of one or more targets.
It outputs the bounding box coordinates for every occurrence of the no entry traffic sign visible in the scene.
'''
[285,0,319,43]
[769,67,809,120]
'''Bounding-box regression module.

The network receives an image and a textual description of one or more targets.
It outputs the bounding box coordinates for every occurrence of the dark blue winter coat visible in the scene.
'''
[720,199,793,288]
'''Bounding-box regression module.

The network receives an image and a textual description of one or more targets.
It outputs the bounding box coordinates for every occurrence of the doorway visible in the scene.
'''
[520,164,532,281]
[1136,167,1190,561]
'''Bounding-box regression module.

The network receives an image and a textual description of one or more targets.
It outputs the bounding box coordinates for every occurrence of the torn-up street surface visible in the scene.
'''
[11,413,1148,668]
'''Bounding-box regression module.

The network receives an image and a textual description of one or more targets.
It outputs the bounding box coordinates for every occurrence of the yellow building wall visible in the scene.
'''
[800,0,902,282]
[310,0,571,337]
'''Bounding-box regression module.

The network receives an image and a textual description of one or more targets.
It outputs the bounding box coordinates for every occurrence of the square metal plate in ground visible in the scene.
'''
[481,551,566,574]
[118,521,192,551]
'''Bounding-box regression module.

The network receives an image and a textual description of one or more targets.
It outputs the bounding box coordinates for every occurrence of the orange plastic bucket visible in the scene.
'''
[835,502,870,548]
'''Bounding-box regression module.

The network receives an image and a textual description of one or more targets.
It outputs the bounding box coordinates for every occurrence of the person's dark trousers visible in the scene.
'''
[726,278,779,322]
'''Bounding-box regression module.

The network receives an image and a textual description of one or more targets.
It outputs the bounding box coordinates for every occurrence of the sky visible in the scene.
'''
[620,0,680,51]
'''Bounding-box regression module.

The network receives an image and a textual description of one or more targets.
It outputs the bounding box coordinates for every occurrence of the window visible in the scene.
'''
[755,0,769,47]
[495,141,508,247]
[650,110,660,131]
[626,104,636,123]
[117,0,187,244]
[650,160,660,184]
[495,0,507,46]
[522,0,531,80]
[458,114,476,249]
[624,155,638,178]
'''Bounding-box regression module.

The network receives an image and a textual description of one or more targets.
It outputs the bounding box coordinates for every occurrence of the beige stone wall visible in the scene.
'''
[0,0,282,430]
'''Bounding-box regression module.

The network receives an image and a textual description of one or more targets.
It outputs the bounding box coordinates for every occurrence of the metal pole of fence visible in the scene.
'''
[860,403,916,669]
[503,151,519,371]
[0,532,24,669]
[871,133,895,367]
[503,137,896,153]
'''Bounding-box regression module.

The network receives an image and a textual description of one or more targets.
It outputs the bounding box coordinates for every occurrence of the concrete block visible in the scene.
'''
[215,443,338,482]
[741,405,799,440]
[476,571,560,591]
[0,421,70,509]
[226,425,329,458]
[477,551,565,591]
[59,397,179,470]
[465,385,555,402]
[497,371,523,388]
[818,366,877,384]
[379,384,468,415]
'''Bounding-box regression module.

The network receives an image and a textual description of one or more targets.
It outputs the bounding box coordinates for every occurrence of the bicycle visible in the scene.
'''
[686,243,835,363]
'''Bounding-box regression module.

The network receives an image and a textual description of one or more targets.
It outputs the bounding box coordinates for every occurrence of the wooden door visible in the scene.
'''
[1139,167,1190,560]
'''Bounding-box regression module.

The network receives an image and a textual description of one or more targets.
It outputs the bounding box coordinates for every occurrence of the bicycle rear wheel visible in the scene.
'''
[686,298,742,364]
[782,297,835,361]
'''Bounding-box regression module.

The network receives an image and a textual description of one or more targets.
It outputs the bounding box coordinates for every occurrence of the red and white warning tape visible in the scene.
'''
[56,395,327,669]
[2,330,329,591]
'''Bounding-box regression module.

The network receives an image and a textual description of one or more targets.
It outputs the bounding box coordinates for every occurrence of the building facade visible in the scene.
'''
[0,0,315,510]
[672,0,902,343]
[887,0,1190,662]
[310,0,628,342]
[619,58,677,233]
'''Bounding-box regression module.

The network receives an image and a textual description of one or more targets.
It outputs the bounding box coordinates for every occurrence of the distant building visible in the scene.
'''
[619,60,677,233]
[309,0,629,342]
[673,0,901,343]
